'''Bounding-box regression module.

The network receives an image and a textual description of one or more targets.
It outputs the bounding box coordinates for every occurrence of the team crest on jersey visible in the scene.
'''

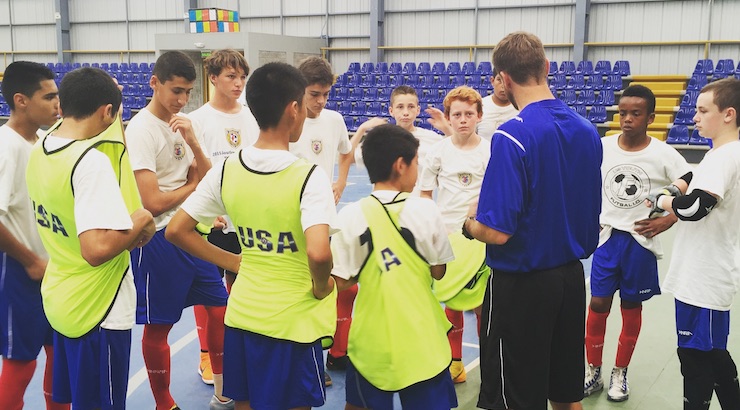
[173,142,185,160]
[458,172,472,187]
[226,128,241,148]
[311,139,323,154]
[604,164,651,208]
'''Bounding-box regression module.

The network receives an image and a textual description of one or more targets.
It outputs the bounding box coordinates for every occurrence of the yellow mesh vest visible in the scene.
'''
[348,194,452,391]
[25,116,141,338]
[220,153,336,345]
[433,231,490,311]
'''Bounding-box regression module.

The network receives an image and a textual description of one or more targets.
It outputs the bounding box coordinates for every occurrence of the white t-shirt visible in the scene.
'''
[0,125,47,257]
[599,135,692,258]
[289,109,351,181]
[331,190,454,280]
[477,97,519,141]
[188,102,259,166]
[126,109,208,230]
[420,137,491,233]
[44,135,136,330]
[663,141,740,311]
[181,146,337,234]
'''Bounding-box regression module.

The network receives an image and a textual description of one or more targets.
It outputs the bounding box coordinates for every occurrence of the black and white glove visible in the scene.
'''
[646,184,682,218]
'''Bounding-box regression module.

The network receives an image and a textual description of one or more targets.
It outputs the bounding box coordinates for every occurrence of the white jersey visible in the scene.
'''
[420,137,491,233]
[477,97,519,141]
[331,190,454,280]
[599,135,692,258]
[181,146,337,234]
[289,109,351,181]
[0,125,47,257]
[188,102,259,166]
[44,135,136,330]
[126,109,208,230]
[663,141,740,311]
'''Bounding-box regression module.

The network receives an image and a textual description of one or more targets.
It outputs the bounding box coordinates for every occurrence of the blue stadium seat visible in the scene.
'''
[576,89,595,106]
[476,61,493,75]
[325,101,338,111]
[559,90,577,105]
[348,87,363,101]
[404,74,420,87]
[693,59,713,75]
[431,62,446,75]
[594,60,612,75]
[462,62,476,75]
[389,62,402,74]
[377,88,392,102]
[338,101,353,115]
[91,63,100,68]
[417,62,431,74]
[666,125,690,144]
[550,74,567,90]
[363,87,379,101]
[350,101,367,115]
[130,63,140,73]
[606,75,623,91]
[334,87,349,101]
[674,106,696,125]
[389,75,404,87]
[687,75,708,91]
[574,104,587,118]
[402,62,417,74]
[559,61,576,75]
[135,96,147,109]
[681,90,699,107]
[344,116,356,131]
[347,62,361,73]
[548,61,558,75]
[467,74,482,87]
[585,74,604,90]
[360,74,376,88]
[434,74,450,89]
[81,63,90,68]
[366,101,382,117]
[587,105,607,123]
[100,62,109,71]
[54,63,65,73]
[346,75,360,87]
[418,74,435,88]
[376,75,391,87]
[576,61,594,75]
[120,63,131,72]
[139,62,150,73]
[335,74,349,86]
[374,62,388,74]
[565,74,585,90]
[361,62,375,74]
[447,62,461,75]
[449,74,465,88]
[613,60,631,76]
[736,64,740,79]
[110,63,119,72]
[595,89,615,106]
[688,128,709,145]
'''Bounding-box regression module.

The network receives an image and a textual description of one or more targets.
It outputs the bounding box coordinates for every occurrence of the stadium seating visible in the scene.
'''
[417,62,431,74]
[476,61,493,75]
[674,106,696,125]
[576,60,594,75]
[587,105,607,123]
[613,60,631,76]
[559,61,576,75]
[693,59,713,75]
[686,75,708,90]
[666,125,690,144]
[688,128,709,145]
[576,89,596,106]
[594,60,612,75]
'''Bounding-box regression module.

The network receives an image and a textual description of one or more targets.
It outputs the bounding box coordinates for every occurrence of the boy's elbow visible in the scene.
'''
[307,247,332,265]
[81,246,113,267]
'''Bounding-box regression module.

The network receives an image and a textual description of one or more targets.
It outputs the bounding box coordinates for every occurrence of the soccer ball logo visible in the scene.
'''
[604,164,650,209]
[226,128,241,148]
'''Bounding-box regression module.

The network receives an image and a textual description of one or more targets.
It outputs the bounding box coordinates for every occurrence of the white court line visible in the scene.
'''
[463,342,480,349]
[465,357,481,373]
[126,329,198,398]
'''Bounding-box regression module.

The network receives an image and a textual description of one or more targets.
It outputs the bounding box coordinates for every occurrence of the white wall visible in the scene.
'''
[1,0,738,76]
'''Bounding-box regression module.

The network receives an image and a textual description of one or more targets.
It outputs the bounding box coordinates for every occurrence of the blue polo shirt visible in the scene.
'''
[477,98,602,273]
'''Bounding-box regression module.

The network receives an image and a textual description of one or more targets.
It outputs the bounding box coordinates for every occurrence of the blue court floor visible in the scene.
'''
[12,164,740,409]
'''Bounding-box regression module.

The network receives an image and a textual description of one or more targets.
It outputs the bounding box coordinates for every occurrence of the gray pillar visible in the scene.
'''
[54,0,70,63]
[573,0,591,63]
[369,0,385,64]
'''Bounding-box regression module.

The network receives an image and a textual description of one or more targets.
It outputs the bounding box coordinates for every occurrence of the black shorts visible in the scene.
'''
[207,230,240,276]
[478,260,586,410]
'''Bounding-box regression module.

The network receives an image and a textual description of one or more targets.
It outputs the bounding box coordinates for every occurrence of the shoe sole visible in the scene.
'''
[198,366,215,385]
[607,394,629,402]
[584,383,604,397]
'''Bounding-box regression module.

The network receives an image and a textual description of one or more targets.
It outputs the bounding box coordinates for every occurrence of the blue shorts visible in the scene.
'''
[346,360,458,410]
[590,230,660,302]
[222,326,326,409]
[0,252,53,360]
[675,299,730,351]
[131,229,228,324]
[52,328,131,410]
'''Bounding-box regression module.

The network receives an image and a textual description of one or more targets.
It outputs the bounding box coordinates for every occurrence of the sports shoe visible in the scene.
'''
[326,352,349,370]
[209,395,235,410]
[608,366,629,402]
[325,371,333,387]
[198,351,214,385]
[584,363,604,396]
[449,360,467,384]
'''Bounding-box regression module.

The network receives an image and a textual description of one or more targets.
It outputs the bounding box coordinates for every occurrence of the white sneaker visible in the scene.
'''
[209,395,235,410]
[608,367,629,402]
[584,364,604,396]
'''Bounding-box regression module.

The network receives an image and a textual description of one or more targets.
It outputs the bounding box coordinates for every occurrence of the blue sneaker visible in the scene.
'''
[584,364,604,396]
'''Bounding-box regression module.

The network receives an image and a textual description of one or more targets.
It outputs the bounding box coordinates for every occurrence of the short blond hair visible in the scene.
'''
[204,49,249,77]
[443,86,483,117]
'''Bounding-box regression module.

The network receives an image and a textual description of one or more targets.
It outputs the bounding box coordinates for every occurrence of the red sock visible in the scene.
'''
[446,307,464,360]
[585,306,609,367]
[0,357,36,410]
[43,345,69,410]
[194,305,209,352]
[205,305,226,374]
[142,324,175,410]
[615,305,642,368]
[330,284,357,358]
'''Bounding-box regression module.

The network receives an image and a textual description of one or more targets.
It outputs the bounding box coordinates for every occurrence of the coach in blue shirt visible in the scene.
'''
[464,32,602,410]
